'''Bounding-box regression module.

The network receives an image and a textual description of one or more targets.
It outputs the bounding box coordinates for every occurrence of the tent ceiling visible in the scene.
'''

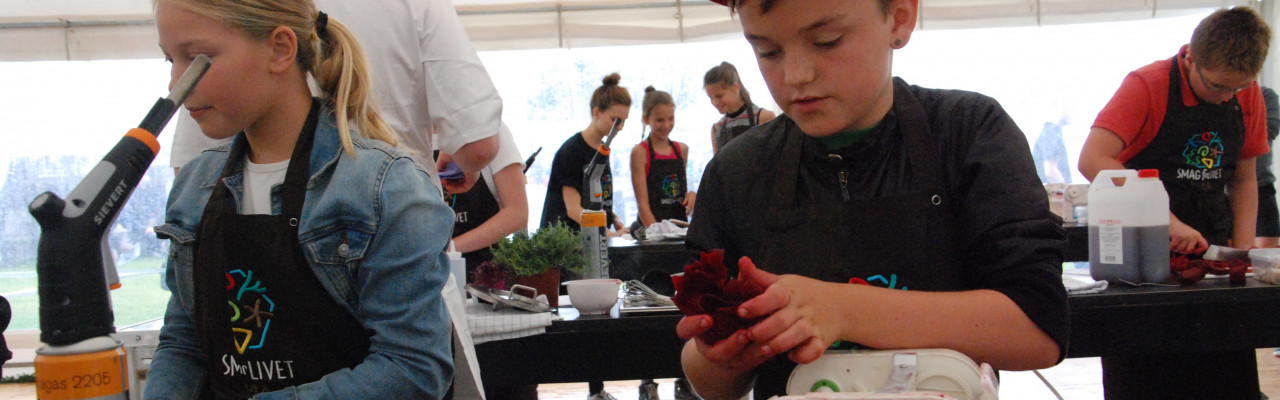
[0,0,1255,62]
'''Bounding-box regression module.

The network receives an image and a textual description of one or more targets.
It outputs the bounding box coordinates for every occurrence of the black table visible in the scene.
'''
[474,278,1280,396]
[474,304,687,386]
[498,224,1274,397]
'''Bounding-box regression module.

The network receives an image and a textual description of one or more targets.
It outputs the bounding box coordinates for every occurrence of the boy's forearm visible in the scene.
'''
[1228,181,1258,247]
[681,341,755,400]
[837,286,1060,370]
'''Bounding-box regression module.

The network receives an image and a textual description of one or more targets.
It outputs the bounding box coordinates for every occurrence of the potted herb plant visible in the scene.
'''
[490,221,585,308]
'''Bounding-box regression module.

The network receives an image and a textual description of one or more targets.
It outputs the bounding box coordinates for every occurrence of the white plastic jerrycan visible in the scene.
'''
[1088,169,1170,284]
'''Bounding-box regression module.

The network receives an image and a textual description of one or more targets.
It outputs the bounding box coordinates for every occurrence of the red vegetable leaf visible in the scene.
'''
[1170,255,1191,273]
[1179,266,1207,284]
[672,250,768,344]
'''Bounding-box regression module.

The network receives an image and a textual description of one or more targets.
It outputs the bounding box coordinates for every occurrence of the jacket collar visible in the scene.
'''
[202,99,347,189]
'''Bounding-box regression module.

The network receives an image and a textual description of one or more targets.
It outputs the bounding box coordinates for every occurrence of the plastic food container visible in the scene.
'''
[1247,248,1280,284]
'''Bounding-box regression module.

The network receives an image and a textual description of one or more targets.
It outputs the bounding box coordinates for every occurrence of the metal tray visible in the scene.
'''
[619,303,680,314]
[466,284,551,313]
[619,294,681,314]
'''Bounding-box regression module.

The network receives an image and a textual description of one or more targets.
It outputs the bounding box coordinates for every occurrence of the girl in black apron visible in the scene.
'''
[150,2,454,399]
[195,102,370,399]
[704,62,777,153]
[630,87,694,229]
[629,87,701,399]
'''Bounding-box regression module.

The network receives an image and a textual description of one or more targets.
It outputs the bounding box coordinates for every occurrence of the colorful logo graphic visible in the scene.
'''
[226,269,274,355]
[1181,131,1225,169]
[601,171,613,200]
[661,173,680,198]
[848,274,909,291]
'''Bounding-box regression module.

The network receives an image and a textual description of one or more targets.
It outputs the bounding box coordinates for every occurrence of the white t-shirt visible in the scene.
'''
[471,124,525,203]
[240,159,289,215]
[171,0,505,184]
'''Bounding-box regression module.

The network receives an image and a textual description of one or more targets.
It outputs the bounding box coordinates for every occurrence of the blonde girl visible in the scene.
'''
[150,0,454,398]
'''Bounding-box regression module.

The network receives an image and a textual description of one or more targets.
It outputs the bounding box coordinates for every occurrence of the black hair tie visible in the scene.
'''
[315,11,329,41]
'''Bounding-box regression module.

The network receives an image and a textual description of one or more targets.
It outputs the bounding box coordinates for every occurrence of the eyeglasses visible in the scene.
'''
[1195,63,1256,94]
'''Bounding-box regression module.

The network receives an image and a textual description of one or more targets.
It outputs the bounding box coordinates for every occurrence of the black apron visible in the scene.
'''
[193,101,371,399]
[447,175,501,273]
[714,103,760,153]
[1124,55,1244,246]
[644,138,688,222]
[752,80,962,398]
[1102,55,1258,400]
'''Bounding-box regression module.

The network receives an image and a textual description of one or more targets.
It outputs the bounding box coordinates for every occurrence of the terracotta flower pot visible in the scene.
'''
[514,267,561,308]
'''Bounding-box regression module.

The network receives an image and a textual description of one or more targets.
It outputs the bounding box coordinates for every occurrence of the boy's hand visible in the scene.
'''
[1170,218,1209,254]
[735,257,846,365]
[677,315,769,372]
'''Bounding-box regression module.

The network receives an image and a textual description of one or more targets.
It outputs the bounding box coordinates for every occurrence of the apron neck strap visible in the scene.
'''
[1168,55,1186,109]
[217,98,321,218]
[647,137,683,162]
[892,78,944,193]
[279,99,322,218]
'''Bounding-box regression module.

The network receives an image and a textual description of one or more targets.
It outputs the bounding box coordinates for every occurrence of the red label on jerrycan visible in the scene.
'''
[1088,169,1170,284]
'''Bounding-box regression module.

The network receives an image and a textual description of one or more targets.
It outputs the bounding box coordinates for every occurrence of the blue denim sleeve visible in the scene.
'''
[256,157,455,400]
[144,249,208,400]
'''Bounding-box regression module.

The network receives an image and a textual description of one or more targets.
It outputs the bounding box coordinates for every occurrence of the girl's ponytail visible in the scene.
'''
[155,0,399,155]
[310,14,398,154]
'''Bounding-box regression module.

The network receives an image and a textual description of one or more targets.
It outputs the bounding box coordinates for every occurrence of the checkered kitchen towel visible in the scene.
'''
[464,299,558,344]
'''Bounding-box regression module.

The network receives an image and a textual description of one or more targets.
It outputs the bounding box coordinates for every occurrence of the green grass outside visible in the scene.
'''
[0,277,36,294]
[5,257,171,331]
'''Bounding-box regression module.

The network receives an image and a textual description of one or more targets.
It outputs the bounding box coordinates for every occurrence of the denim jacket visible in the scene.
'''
[147,108,454,400]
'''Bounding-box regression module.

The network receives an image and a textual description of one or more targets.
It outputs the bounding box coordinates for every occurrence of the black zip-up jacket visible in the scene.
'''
[687,78,1069,398]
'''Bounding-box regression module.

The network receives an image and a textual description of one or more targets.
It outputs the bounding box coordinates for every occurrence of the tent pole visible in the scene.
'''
[677,0,685,42]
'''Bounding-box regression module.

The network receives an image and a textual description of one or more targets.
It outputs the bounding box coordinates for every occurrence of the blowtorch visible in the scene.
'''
[28,55,210,400]
[579,118,622,280]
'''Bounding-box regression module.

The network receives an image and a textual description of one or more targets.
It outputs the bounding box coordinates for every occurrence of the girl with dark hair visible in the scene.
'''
[541,73,631,234]
[705,61,776,153]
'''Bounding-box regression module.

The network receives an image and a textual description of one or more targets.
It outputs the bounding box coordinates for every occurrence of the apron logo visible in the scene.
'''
[848,274,909,290]
[226,269,275,355]
[1181,131,1225,170]
[662,173,680,198]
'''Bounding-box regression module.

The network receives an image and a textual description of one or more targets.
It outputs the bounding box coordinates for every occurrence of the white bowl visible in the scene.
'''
[564,279,621,315]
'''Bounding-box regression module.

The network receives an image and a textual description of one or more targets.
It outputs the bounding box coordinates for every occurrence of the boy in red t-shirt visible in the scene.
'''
[1080,7,1271,254]
[1078,7,1271,399]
